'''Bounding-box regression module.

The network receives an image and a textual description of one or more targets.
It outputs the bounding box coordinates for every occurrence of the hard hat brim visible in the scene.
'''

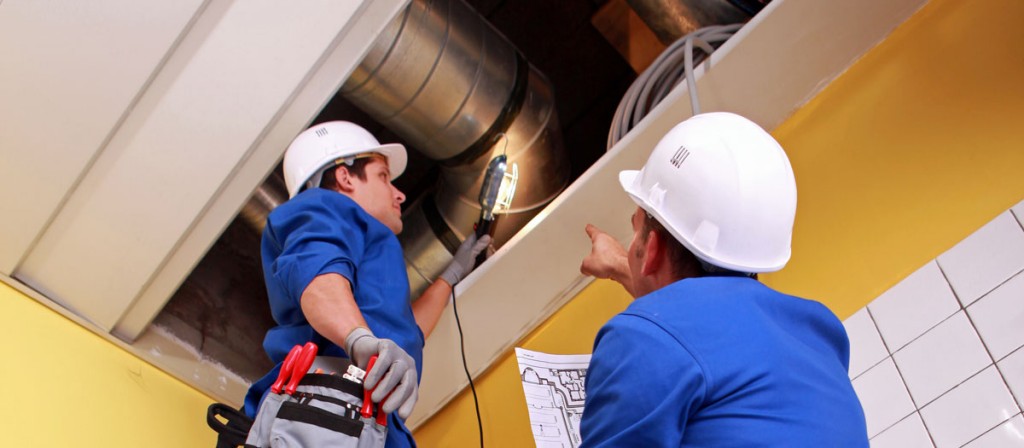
[372,143,407,180]
[618,168,786,273]
[618,170,641,203]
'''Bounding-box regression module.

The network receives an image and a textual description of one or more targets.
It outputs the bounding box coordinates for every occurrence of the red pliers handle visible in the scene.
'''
[359,355,388,426]
[270,345,303,394]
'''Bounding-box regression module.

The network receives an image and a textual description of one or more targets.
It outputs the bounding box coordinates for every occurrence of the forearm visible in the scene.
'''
[412,278,454,339]
[299,273,368,350]
[606,256,635,297]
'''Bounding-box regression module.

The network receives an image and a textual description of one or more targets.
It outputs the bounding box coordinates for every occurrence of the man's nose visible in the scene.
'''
[394,185,406,204]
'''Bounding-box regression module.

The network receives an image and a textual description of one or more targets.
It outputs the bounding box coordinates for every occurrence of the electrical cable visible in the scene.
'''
[451,282,484,448]
[608,23,744,149]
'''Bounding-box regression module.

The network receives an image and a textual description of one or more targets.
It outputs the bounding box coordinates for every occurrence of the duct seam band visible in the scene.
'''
[421,194,462,254]
[440,51,529,167]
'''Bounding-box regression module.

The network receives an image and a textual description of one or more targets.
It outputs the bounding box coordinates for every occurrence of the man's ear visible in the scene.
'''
[640,229,664,276]
[334,166,356,193]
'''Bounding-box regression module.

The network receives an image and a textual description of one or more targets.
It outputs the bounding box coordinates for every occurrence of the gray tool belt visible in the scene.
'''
[245,357,386,448]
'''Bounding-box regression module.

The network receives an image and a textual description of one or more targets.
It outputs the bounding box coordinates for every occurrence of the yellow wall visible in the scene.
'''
[0,281,216,447]
[764,0,1024,319]
[415,0,1024,444]
[414,280,632,445]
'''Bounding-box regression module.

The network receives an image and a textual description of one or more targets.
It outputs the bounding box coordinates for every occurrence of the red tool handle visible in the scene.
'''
[376,399,388,426]
[359,355,390,426]
[360,355,378,418]
[284,342,318,395]
[270,345,302,394]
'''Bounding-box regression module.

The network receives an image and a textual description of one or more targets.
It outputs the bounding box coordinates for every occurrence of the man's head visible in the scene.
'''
[283,121,408,234]
[620,112,797,288]
[626,206,705,297]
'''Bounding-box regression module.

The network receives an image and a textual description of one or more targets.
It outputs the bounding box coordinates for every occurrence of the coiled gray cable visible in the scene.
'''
[608,24,743,149]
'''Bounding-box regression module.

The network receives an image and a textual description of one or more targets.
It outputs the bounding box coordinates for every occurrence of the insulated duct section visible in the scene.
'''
[341,0,569,296]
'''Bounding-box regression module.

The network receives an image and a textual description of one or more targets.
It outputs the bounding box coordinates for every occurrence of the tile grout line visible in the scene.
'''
[916,259,961,448]
[861,303,921,438]
[958,265,1024,312]
[956,205,1024,444]
[851,354,887,382]
[934,258,965,312]
[868,411,921,443]
[1011,206,1024,233]
[850,306,891,382]
[953,256,1024,419]
[956,412,1023,448]
[994,345,1024,415]
[865,306,894,357]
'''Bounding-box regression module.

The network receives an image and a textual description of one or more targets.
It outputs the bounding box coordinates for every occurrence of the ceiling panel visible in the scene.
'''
[0,0,206,273]
[14,0,399,331]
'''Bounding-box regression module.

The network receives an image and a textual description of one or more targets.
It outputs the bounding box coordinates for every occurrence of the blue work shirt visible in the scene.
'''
[244,188,423,448]
[581,277,868,447]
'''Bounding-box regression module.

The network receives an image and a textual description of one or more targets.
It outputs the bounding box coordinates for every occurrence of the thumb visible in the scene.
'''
[472,234,492,254]
[585,224,603,241]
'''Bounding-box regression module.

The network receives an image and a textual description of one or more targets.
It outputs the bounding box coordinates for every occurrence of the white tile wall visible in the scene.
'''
[870,413,933,448]
[853,358,916,437]
[845,308,889,378]
[869,261,960,352]
[1011,199,1024,228]
[842,206,1024,447]
[937,211,1024,306]
[964,414,1024,447]
[999,347,1024,410]
[893,311,991,406]
[919,366,1019,448]
[968,271,1024,360]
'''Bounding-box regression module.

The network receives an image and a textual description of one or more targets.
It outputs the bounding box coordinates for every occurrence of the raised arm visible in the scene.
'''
[580,224,635,297]
[412,233,491,338]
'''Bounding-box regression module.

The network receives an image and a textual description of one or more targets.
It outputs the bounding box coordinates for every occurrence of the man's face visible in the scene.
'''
[348,157,406,234]
[626,206,650,297]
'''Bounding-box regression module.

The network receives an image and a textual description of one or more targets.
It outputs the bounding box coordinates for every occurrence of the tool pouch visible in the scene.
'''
[245,373,387,448]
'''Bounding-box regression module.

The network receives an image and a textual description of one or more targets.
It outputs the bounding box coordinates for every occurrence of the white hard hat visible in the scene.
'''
[283,121,407,198]
[619,112,797,273]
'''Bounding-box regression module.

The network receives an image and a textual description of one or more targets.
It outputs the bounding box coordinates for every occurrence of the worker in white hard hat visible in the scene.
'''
[578,112,869,446]
[243,121,490,447]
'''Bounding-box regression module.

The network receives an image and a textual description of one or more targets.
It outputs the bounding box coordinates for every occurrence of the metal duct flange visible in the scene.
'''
[626,0,753,44]
[341,0,569,296]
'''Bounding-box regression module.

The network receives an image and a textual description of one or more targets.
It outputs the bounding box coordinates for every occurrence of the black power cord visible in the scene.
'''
[451,282,484,448]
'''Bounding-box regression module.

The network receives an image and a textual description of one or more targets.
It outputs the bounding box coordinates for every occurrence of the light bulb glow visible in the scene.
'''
[495,162,518,214]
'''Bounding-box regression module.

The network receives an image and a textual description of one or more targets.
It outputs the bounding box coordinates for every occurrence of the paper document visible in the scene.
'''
[515,348,591,448]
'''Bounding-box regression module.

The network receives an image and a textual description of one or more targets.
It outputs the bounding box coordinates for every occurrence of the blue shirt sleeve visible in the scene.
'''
[580,314,707,448]
[263,195,368,310]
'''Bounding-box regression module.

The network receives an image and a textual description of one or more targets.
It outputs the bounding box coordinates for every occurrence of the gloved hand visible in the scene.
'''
[345,327,419,419]
[439,233,492,286]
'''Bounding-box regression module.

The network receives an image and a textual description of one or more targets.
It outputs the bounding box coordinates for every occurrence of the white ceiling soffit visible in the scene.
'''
[0,0,206,275]
[4,0,409,337]
[407,0,928,428]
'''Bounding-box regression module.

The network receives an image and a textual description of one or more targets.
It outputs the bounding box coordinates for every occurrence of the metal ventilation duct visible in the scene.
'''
[340,0,569,295]
[237,0,569,296]
[626,0,759,44]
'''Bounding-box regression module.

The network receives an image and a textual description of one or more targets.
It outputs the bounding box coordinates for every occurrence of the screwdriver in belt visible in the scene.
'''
[358,355,388,426]
[285,342,318,395]
[270,345,302,394]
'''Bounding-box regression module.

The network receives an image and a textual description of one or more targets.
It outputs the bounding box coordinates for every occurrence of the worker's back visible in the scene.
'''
[581,276,869,447]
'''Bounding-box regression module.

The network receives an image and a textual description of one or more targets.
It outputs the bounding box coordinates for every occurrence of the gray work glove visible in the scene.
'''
[345,327,419,419]
[439,233,492,286]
